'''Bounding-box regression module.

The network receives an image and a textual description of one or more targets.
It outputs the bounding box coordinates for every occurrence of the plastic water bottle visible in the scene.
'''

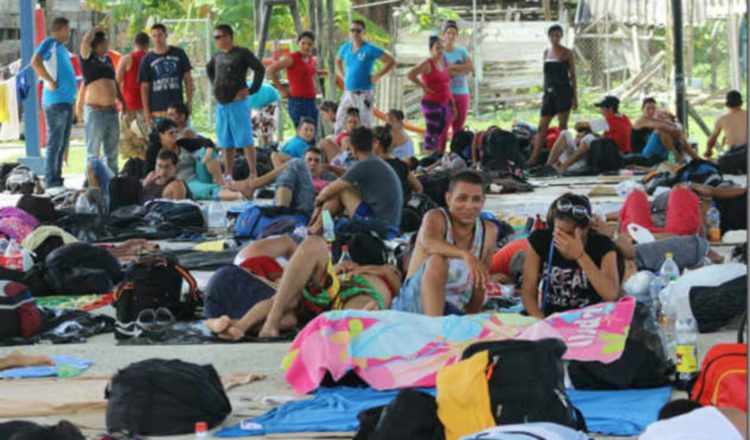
[648,274,664,321]
[322,209,336,243]
[674,318,699,391]
[338,245,352,265]
[207,203,227,229]
[655,253,680,358]
[659,253,680,283]
[706,204,721,242]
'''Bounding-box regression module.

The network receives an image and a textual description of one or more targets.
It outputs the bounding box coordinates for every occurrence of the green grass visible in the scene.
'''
[0,145,93,176]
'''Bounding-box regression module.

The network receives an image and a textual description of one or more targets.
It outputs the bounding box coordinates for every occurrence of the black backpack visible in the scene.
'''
[568,302,673,389]
[462,338,586,430]
[690,275,747,333]
[144,200,206,231]
[120,157,147,179]
[105,358,231,436]
[418,170,452,207]
[717,145,747,175]
[16,195,57,223]
[4,166,37,194]
[110,176,144,211]
[480,127,525,175]
[0,162,20,190]
[43,242,124,296]
[354,389,444,440]
[586,138,624,173]
[401,193,438,233]
[114,255,201,332]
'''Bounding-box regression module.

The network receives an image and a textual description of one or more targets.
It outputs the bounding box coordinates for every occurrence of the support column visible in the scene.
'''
[20,0,43,173]
[671,0,687,128]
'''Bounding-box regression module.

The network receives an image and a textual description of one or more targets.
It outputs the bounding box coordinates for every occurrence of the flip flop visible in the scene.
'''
[627,223,655,244]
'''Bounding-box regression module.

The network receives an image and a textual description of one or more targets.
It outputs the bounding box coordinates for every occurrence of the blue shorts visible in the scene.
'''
[187,179,221,201]
[216,100,253,148]
[391,260,470,315]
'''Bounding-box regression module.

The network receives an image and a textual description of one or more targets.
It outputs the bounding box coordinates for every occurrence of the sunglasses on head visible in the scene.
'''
[556,199,591,221]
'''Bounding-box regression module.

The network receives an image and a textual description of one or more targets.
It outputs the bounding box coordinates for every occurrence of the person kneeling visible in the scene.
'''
[142,149,189,201]
[522,193,620,318]
[206,235,401,339]
[391,171,497,316]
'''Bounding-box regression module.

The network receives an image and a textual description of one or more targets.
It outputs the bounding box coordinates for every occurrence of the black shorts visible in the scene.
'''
[540,86,573,117]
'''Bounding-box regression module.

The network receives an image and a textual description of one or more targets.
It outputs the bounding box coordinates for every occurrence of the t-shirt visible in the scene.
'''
[490,238,529,275]
[246,82,280,109]
[385,157,411,200]
[392,137,415,159]
[444,47,470,95]
[138,46,192,112]
[337,41,384,91]
[528,229,616,315]
[604,113,633,154]
[34,37,77,106]
[280,135,311,158]
[312,172,337,193]
[206,46,264,104]
[639,407,743,440]
[641,131,668,159]
[342,155,403,227]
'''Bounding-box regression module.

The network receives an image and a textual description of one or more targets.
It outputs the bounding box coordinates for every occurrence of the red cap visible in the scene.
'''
[195,422,208,433]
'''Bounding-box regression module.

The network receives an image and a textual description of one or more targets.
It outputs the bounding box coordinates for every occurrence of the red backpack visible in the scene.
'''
[690,342,747,411]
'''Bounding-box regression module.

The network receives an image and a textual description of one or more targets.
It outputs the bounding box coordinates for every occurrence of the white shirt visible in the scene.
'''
[639,407,743,440]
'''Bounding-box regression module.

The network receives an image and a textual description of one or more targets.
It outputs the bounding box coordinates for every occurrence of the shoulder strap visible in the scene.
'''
[439,208,453,244]
[173,262,202,301]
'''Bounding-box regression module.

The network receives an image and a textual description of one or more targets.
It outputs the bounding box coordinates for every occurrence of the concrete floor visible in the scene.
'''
[0,173,746,439]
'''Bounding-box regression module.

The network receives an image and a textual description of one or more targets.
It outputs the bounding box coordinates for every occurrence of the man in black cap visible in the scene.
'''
[593,95,633,155]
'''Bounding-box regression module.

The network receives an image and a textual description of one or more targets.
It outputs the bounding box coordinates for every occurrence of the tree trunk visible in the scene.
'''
[351,0,392,31]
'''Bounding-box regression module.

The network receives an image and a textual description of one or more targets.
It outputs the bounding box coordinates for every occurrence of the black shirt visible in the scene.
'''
[138,46,192,112]
[528,229,616,316]
[385,157,411,201]
[80,53,115,85]
[206,46,265,104]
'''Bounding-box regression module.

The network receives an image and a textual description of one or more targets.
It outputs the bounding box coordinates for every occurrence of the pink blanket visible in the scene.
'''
[284,297,636,394]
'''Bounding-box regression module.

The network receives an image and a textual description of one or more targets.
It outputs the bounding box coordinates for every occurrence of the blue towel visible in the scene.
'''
[0,355,93,379]
[216,386,671,437]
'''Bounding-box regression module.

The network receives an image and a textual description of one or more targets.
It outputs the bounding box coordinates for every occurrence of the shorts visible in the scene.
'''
[216,100,253,148]
[194,148,219,183]
[187,178,221,201]
[252,103,279,143]
[540,86,573,117]
[353,201,375,220]
[391,259,471,315]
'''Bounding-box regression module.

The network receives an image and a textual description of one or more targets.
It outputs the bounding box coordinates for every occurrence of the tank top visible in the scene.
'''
[439,208,485,310]
[421,58,452,105]
[122,49,146,111]
[441,208,484,258]
[287,51,317,99]
[543,49,571,92]
[143,176,176,202]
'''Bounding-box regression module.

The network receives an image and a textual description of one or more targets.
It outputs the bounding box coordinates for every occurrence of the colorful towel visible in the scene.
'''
[0,355,93,379]
[35,293,114,312]
[284,297,636,393]
[215,384,670,437]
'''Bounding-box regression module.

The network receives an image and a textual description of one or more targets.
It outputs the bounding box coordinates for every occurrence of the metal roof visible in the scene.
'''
[576,0,747,26]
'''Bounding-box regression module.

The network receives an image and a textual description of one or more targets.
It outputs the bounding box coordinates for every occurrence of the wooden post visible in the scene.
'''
[542,0,552,21]
[326,0,336,100]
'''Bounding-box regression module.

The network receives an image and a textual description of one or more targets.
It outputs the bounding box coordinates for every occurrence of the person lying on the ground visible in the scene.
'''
[373,125,423,200]
[0,351,53,371]
[206,235,401,339]
[229,158,316,214]
[691,183,748,235]
[142,148,189,201]
[705,90,747,159]
[545,121,597,174]
[320,107,361,167]
[167,102,197,139]
[608,233,724,274]
[305,147,338,193]
[391,170,498,316]
[271,116,316,167]
[490,238,529,284]
[308,126,404,238]
[521,193,620,318]
[146,119,244,201]
[616,185,703,238]
[387,109,415,163]
[640,399,747,440]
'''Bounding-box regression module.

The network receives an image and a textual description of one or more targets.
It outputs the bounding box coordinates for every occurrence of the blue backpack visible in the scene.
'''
[233,204,308,239]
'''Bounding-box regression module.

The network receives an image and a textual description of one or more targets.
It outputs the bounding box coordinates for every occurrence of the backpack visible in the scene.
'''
[4,166,36,194]
[568,302,673,389]
[461,338,586,430]
[354,389,444,440]
[0,283,43,339]
[689,275,747,333]
[671,159,723,186]
[401,193,438,233]
[418,170,452,208]
[480,127,525,175]
[143,200,206,231]
[109,176,144,211]
[450,129,475,163]
[690,343,747,411]
[44,242,124,295]
[114,255,201,334]
[233,205,308,239]
[105,358,231,436]
[585,138,623,174]
[0,162,20,190]
[16,195,57,223]
[717,144,747,175]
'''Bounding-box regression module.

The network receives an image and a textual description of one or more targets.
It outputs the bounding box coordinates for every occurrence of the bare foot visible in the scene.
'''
[258,323,281,338]
[707,249,725,264]
[205,316,233,335]
[1,351,54,370]
[217,324,246,341]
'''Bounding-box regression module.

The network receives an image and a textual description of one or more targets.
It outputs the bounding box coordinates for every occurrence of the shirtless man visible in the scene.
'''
[706,90,748,158]
[206,235,401,339]
[392,170,497,316]
[142,148,189,201]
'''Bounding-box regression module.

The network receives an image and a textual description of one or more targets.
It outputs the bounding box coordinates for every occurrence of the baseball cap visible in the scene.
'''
[594,95,620,109]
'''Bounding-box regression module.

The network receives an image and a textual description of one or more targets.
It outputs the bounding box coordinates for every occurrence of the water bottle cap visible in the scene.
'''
[665,252,673,258]
[195,422,208,433]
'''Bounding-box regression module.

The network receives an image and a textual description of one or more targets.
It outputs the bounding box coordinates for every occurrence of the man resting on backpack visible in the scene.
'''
[391,171,497,316]
[206,235,401,339]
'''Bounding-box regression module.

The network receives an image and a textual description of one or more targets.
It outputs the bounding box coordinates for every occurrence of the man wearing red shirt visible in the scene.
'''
[594,95,632,154]
[116,32,150,159]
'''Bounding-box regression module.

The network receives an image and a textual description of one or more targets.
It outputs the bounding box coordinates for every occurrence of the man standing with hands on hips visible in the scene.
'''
[207,24,266,179]
[334,20,395,133]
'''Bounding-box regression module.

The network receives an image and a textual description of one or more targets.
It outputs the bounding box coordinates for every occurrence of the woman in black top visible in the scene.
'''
[528,25,577,167]
[522,193,620,318]
[372,125,423,201]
